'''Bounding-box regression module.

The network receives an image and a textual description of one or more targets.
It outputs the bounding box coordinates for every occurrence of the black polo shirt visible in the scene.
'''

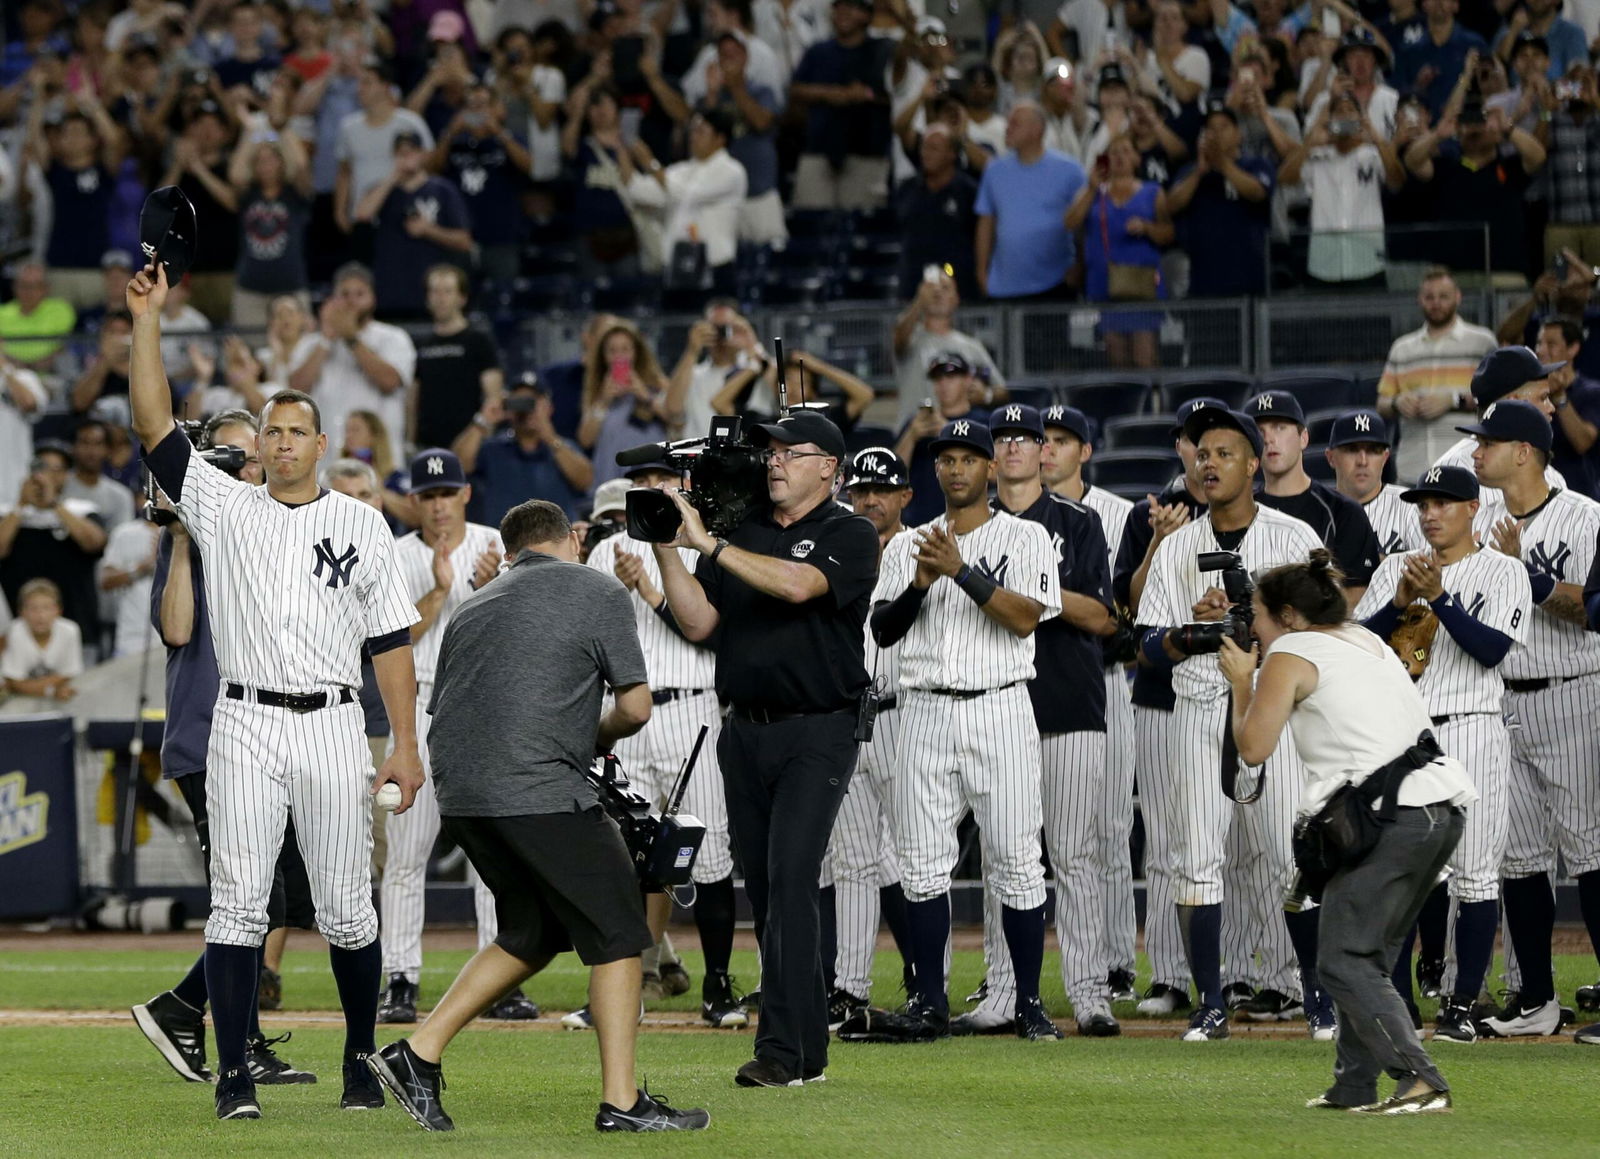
[1116,476,1207,712]
[695,499,879,714]
[1255,478,1380,586]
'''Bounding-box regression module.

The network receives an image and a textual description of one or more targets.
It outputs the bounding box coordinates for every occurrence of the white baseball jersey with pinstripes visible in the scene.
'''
[875,513,1063,689]
[1364,483,1426,557]
[1432,436,1565,510]
[587,531,716,690]
[1140,507,1323,702]
[1353,549,1532,716]
[1477,488,1600,679]
[1080,485,1134,574]
[394,523,504,684]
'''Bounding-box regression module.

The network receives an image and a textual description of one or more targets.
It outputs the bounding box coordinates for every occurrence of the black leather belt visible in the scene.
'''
[733,704,852,725]
[1429,713,1492,727]
[652,687,711,706]
[924,681,1022,700]
[1504,675,1592,694]
[879,695,897,712]
[226,683,354,713]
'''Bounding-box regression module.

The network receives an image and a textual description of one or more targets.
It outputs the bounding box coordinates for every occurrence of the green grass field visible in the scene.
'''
[1,944,1595,1158]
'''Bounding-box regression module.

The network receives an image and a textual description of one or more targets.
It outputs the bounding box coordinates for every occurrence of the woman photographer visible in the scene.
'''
[1217,549,1475,1115]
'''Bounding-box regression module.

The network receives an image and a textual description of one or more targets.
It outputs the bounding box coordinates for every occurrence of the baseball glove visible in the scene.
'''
[836,1006,943,1044]
[1388,603,1439,680]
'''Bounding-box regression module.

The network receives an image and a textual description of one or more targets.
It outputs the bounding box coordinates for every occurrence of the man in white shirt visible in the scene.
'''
[98,513,161,658]
[64,419,136,533]
[288,263,417,467]
[664,301,772,438]
[891,272,1006,425]
[334,60,436,235]
[0,357,48,504]
[627,110,748,273]
[1,577,84,699]
[683,0,789,101]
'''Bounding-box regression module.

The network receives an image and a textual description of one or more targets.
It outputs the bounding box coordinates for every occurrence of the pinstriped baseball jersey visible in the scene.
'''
[874,512,1062,690]
[587,531,716,689]
[1476,488,1600,679]
[161,439,418,688]
[1139,506,1322,702]
[1363,483,1425,557]
[395,522,504,685]
[1353,549,1531,716]
[1080,484,1133,573]
[1432,436,1565,508]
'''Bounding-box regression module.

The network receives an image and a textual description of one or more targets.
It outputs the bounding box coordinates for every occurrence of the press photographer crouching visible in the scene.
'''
[649,409,880,1088]
[368,499,710,1134]
[1218,550,1475,1115]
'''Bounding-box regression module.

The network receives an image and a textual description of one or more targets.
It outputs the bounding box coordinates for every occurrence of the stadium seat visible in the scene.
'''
[1304,445,1337,483]
[1353,372,1381,409]
[1304,407,1347,447]
[1102,413,1179,450]
[1059,378,1156,421]
[1006,384,1054,410]
[1157,372,1253,412]
[847,422,897,455]
[1256,368,1357,413]
[1102,481,1162,502]
[1088,449,1181,491]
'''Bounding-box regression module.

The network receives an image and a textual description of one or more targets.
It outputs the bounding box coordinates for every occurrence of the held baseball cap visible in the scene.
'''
[590,477,632,520]
[1454,398,1555,453]
[1400,464,1480,504]
[1169,395,1229,438]
[1246,389,1306,426]
[1327,409,1392,448]
[929,417,994,459]
[138,185,198,281]
[1470,346,1565,405]
[927,351,973,379]
[750,409,848,461]
[988,403,1045,440]
[1042,403,1092,444]
[845,447,909,489]
[1182,407,1264,459]
[409,448,468,492]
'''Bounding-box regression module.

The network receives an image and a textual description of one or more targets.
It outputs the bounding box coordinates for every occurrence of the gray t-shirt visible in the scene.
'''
[336,108,435,217]
[893,324,1004,426]
[427,549,648,816]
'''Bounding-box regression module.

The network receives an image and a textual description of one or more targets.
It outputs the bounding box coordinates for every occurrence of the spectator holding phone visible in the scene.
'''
[434,82,533,285]
[562,81,644,277]
[1305,28,1399,140]
[453,377,594,525]
[578,321,670,489]
[354,130,474,318]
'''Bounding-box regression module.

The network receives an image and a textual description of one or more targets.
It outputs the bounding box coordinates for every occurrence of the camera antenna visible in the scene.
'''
[773,336,787,415]
[665,726,709,817]
[796,355,808,407]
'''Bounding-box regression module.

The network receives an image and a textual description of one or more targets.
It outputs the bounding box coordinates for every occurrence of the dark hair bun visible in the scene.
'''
[1307,547,1334,574]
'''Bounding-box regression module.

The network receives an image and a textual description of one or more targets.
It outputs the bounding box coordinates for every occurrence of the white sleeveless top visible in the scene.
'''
[1267,625,1479,818]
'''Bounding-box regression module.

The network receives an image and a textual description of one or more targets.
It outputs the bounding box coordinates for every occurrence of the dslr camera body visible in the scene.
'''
[621,414,772,543]
[1170,550,1255,655]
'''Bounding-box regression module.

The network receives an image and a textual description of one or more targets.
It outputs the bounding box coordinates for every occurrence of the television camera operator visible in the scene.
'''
[649,409,880,1089]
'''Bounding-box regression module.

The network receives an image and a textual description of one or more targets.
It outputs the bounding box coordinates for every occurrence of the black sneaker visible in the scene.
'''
[1015,997,1064,1041]
[1107,969,1137,1002]
[247,1032,316,1084]
[660,961,692,997]
[1416,959,1445,1000]
[258,966,282,1012]
[214,1066,260,1120]
[1221,983,1256,1011]
[368,1040,453,1131]
[1238,988,1303,1022]
[734,1057,801,1088]
[377,974,418,1024]
[340,1051,385,1109]
[827,988,868,1032]
[484,988,540,1021]
[901,997,950,1041]
[1433,1000,1478,1044]
[131,990,212,1083]
[702,974,750,1029]
[596,1086,711,1131]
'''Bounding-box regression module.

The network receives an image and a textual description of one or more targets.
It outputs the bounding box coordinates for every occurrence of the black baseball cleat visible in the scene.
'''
[1078,1011,1122,1038]
[1107,969,1137,1003]
[1238,988,1303,1022]
[214,1066,260,1120]
[246,1031,316,1084]
[377,974,418,1024]
[484,988,540,1021]
[901,997,951,1040]
[1578,980,1600,1013]
[368,1040,453,1131]
[1432,1000,1478,1044]
[257,966,282,1012]
[131,990,213,1083]
[1181,1006,1231,1042]
[827,988,869,1032]
[1015,997,1064,1041]
[340,1051,385,1109]
[734,1057,801,1088]
[1416,958,1445,1000]
[1221,983,1256,1011]
[702,973,750,1029]
[660,961,692,997]
[596,1086,711,1132]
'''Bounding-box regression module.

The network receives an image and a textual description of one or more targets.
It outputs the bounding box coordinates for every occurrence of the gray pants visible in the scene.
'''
[1318,803,1466,1106]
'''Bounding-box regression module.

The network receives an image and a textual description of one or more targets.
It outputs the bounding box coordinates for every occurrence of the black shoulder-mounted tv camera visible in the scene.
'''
[588,726,709,892]
[143,419,248,525]
[1170,550,1255,655]
[617,412,771,543]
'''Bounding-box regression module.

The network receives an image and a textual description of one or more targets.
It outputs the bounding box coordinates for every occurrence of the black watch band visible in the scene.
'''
[710,539,730,565]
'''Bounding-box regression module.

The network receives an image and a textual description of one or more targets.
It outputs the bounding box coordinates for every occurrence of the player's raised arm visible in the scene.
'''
[127,262,177,450]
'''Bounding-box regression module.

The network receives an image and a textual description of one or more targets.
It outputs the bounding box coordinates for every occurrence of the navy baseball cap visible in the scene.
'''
[622,456,682,479]
[927,351,973,379]
[845,447,909,488]
[409,448,468,491]
[1182,407,1264,459]
[1328,408,1391,448]
[750,409,848,461]
[1400,464,1480,504]
[138,185,198,281]
[1041,403,1092,444]
[988,403,1045,440]
[1470,346,1565,405]
[1169,396,1229,437]
[1246,389,1306,426]
[1455,398,1555,453]
[929,417,994,459]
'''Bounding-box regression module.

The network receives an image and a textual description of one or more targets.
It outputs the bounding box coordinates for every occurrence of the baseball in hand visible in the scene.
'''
[374,782,403,811]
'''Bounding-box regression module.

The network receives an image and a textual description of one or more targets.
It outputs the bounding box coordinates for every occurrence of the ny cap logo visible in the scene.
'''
[1189,400,1209,414]
[312,538,360,590]
[1004,405,1022,422]
[1257,395,1274,410]
[1484,403,1498,420]
[1424,467,1442,484]
[953,421,971,436]
[1046,405,1064,421]
[1354,414,1372,432]
[426,456,444,476]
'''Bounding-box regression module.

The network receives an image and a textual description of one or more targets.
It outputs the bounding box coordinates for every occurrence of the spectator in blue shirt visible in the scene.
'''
[788,0,896,211]
[1393,0,1488,115]
[1493,0,1587,83]
[1168,103,1275,296]
[698,32,788,247]
[1,0,70,89]
[975,103,1087,299]
[435,83,532,285]
[354,131,475,318]
[453,378,595,526]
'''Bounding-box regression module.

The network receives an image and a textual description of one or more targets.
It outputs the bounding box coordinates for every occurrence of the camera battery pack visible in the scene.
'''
[642,813,705,887]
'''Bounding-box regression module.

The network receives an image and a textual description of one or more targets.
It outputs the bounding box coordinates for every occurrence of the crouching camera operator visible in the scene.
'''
[648,409,880,1088]
[368,499,710,1135]
[1219,550,1475,1114]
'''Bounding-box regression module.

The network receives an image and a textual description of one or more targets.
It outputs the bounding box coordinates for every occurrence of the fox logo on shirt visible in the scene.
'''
[313,538,360,589]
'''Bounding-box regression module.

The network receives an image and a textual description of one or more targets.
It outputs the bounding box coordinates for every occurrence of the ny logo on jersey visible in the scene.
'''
[977,553,1010,585]
[426,456,445,476]
[1424,467,1442,484]
[1529,539,1572,579]
[1380,531,1406,556]
[1004,405,1023,423]
[312,538,360,589]
[1354,414,1372,432]
[953,420,971,437]
[1463,591,1487,618]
